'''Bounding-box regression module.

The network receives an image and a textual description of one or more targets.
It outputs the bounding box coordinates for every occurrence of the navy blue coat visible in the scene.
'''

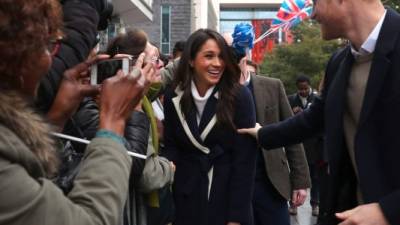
[258,8,400,225]
[163,85,257,225]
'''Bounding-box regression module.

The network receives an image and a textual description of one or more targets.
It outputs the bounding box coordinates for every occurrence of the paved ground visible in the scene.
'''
[290,191,318,225]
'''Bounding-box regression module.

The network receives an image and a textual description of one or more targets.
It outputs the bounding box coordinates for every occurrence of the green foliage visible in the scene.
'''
[383,0,400,12]
[259,21,342,94]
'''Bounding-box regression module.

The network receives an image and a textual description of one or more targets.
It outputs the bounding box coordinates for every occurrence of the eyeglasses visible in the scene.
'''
[150,55,161,65]
[144,55,163,68]
[47,37,62,56]
[130,54,164,68]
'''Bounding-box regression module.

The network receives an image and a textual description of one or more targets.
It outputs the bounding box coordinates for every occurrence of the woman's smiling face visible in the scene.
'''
[192,38,225,92]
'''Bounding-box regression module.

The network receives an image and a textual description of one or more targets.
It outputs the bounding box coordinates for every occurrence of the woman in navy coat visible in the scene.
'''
[163,29,257,225]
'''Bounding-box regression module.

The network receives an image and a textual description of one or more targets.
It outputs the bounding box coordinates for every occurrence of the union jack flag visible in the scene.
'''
[271,0,313,31]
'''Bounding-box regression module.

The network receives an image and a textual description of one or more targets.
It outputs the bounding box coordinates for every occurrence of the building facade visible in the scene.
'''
[134,0,192,55]
[101,0,291,62]
[133,0,220,55]
[103,0,220,56]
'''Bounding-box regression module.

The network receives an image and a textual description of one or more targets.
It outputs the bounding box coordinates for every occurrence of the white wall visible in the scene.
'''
[112,0,153,24]
[208,0,220,31]
[191,0,207,31]
[191,0,220,32]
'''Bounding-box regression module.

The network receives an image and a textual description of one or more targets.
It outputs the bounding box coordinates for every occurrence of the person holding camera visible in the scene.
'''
[0,1,156,225]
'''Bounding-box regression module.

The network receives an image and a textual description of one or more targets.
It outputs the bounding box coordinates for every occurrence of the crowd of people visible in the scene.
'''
[0,0,400,225]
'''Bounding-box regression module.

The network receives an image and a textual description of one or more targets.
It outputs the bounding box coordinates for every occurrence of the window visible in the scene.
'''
[160,5,171,54]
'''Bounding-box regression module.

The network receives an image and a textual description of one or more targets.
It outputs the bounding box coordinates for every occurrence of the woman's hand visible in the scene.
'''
[47,55,109,131]
[237,123,262,140]
[99,53,156,135]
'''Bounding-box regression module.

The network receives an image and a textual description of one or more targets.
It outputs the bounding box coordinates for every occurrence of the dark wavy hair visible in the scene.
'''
[172,29,241,130]
[0,0,62,88]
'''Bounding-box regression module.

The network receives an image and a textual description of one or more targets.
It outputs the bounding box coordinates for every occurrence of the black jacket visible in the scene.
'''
[36,1,99,113]
[72,98,150,225]
[73,98,150,180]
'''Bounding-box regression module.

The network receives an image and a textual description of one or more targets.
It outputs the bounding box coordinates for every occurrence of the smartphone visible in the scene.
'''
[90,57,131,85]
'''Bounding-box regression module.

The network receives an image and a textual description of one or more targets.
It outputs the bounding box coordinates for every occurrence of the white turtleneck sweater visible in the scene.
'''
[191,80,215,125]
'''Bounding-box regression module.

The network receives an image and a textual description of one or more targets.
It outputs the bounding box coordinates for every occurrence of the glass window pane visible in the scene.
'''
[161,43,169,54]
[162,13,169,42]
[161,5,171,54]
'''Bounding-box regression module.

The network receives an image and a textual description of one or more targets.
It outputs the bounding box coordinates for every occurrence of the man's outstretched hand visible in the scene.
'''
[237,123,262,140]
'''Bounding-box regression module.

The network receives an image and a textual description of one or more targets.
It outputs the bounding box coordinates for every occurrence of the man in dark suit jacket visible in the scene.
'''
[239,1,400,224]
[288,74,322,216]
[242,60,311,225]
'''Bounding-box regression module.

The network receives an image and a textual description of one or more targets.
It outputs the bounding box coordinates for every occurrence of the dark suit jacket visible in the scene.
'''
[287,92,315,112]
[163,85,257,225]
[252,75,310,200]
[288,92,323,163]
[258,8,400,225]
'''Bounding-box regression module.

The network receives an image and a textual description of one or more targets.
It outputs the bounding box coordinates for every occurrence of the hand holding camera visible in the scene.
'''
[99,53,157,135]
[47,55,110,130]
[90,55,132,85]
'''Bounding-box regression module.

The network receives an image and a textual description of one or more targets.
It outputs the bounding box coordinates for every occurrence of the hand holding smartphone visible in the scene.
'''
[90,56,132,85]
[99,53,154,135]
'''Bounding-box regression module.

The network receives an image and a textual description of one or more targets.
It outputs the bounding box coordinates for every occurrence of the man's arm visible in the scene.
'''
[255,47,349,151]
[258,90,325,150]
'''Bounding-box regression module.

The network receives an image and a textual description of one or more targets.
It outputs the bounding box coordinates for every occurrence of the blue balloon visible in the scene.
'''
[232,23,255,55]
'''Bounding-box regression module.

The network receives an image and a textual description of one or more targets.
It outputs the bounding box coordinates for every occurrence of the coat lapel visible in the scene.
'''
[172,87,210,154]
[326,47,354,132]
[198,91,218,141]
[186,104,201,141]
[325,47,354,167]
[198,89,217,132]
[358,8,399,126]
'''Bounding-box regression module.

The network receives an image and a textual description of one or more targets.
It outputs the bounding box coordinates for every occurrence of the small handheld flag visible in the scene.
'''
[253,0,313,44]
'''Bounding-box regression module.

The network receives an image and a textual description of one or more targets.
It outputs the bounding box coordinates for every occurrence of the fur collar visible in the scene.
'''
[0,91,58,177]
